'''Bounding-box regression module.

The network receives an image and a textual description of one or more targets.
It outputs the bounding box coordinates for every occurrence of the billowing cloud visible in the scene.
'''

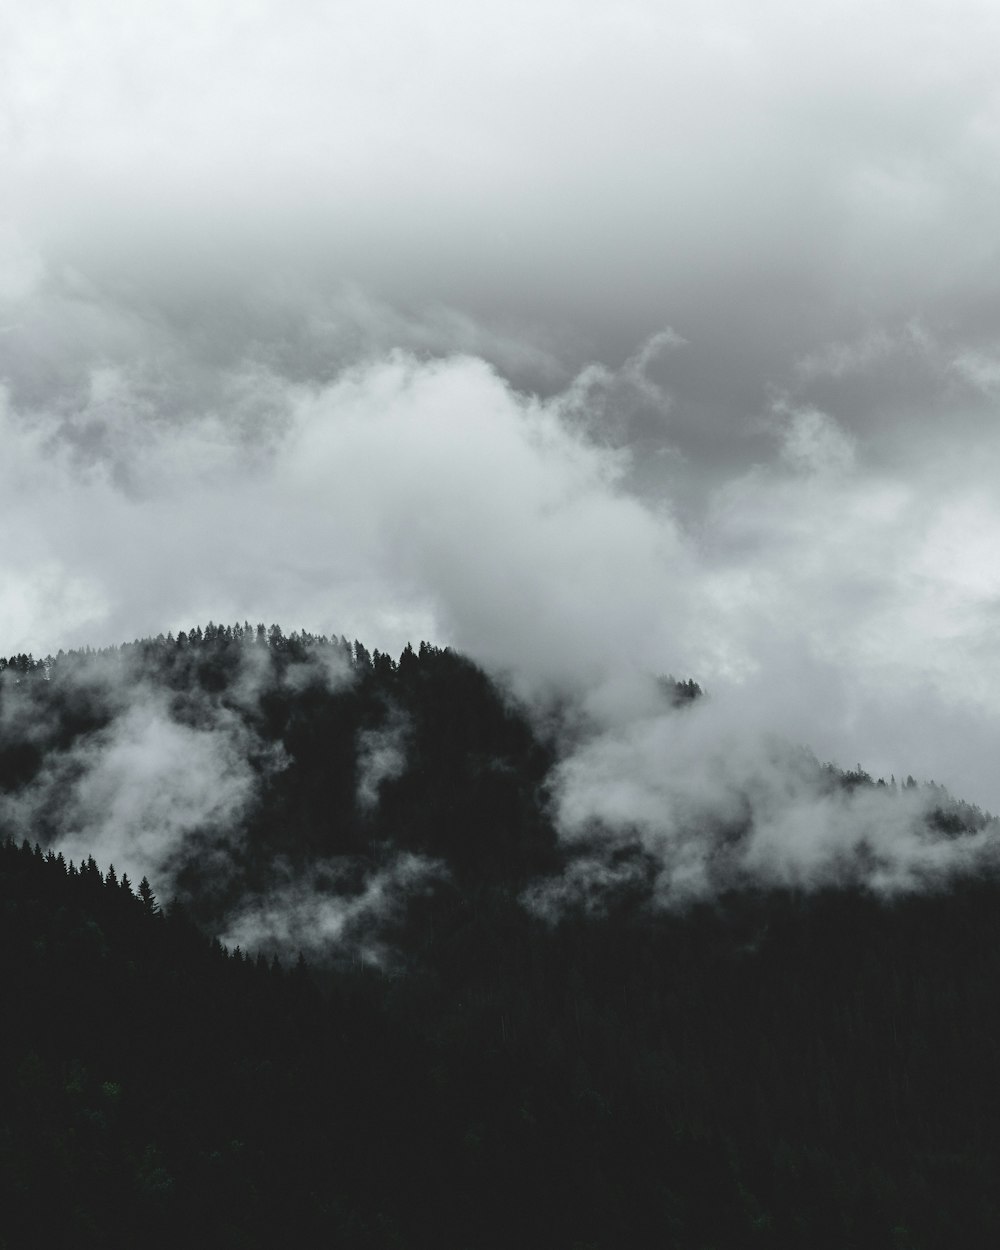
[3,338,1000,815]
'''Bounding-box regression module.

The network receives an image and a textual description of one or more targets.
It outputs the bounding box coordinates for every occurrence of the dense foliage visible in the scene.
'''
[2,626,1000,1247]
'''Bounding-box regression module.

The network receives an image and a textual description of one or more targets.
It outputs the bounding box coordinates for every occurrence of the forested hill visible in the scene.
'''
[0,623,989,918]
[3,625,1000,1247]
[0,627,565,929]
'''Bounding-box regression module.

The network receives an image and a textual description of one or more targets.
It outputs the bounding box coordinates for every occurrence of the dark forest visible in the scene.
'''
[3,625,1000,1248]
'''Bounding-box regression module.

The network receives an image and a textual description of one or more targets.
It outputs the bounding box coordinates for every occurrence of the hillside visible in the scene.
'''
[3,627,1000,1248]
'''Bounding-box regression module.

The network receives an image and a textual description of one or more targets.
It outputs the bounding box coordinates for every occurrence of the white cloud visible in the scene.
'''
[542,688,999,910]
[0,685,260,884]
[775,404,856,475]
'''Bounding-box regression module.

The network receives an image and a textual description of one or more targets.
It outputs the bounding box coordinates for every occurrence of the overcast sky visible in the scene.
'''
[4,0,1000,809]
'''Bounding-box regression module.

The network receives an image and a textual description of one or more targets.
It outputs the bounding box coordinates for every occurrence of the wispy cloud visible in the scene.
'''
[356,714,409,814]
[219,852,448,966]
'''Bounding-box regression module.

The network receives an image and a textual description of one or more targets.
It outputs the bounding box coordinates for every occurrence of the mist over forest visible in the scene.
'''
[2,623,995,955]
[7,0,1000,1244]
[5,625,1000,1247]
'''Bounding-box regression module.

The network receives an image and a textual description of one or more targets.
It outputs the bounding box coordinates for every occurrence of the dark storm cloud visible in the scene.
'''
[6,1,1000,438]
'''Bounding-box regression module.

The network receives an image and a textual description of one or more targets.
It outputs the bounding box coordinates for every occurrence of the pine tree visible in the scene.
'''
[138,877,159,915]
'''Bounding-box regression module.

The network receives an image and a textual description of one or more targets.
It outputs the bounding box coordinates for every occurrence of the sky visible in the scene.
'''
[4,0,1000,811]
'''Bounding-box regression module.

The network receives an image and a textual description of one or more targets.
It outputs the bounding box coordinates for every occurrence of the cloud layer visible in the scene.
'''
[4,1,1000,825]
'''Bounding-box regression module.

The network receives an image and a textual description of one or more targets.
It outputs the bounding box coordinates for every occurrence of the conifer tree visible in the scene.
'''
[138,876,159,915]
